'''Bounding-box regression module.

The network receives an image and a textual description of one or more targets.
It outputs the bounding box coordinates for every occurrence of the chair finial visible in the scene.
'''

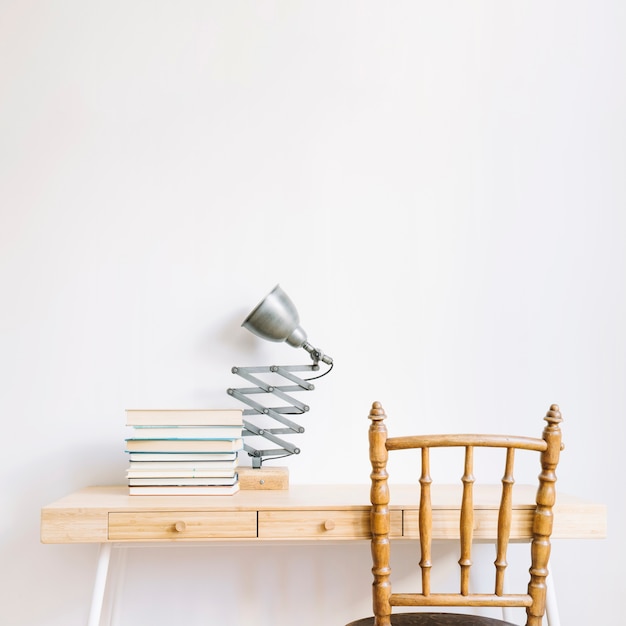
[544,404,563,428]
[369,401,386,422]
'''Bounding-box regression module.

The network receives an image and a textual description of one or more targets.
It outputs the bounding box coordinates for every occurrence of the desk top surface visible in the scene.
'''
[41,484,606,537]
[41,483,604,509]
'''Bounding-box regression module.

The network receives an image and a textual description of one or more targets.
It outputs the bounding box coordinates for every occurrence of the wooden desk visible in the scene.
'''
[41,485,606,625]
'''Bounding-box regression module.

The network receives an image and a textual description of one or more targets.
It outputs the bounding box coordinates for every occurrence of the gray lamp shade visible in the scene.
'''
[242,284,308,349]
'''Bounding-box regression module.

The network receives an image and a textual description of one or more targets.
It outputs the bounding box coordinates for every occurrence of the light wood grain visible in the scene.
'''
[109,511,257,540]
[40,482,606,545]
[362,401,569,626]
[41,509,109,543]
[238,466,289,490]
[258,510,403,539]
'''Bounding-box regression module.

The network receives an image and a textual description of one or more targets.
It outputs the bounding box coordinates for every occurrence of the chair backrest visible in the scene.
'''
[367,401,563,626]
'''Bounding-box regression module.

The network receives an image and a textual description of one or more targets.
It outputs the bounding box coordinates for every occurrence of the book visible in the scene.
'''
[127,452,238,462]
[127,425,243,439]
[129,483,241,496]
[123,408,243,496]
[126,469,237,479]
[128,476,238,486]
[126,408,243,426]
[127,459,239,471]
[125,438,243,453]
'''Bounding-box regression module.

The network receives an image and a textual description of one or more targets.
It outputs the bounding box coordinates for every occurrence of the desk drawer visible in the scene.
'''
[258,510,403,539]
[108,511,257,540]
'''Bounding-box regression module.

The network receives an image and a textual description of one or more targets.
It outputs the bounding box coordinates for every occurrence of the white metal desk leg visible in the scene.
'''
[501,606,515,623]
[500,574,515,624]
[500,573,559,625]
[545,570,560,626]
[87,543,112,626]
[109,545,127,626]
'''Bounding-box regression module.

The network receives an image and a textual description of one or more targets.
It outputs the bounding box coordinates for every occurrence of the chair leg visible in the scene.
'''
[87,543,112,626]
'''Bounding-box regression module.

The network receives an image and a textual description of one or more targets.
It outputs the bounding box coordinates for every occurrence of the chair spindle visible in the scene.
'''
[419,447,432,596]
[495,447,515,595]
[459,446,475,596]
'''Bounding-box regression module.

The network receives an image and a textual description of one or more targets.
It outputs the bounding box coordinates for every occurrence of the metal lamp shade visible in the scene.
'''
[242,284,308,349]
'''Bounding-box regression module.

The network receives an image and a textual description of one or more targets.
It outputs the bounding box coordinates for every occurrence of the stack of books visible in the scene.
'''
[125,409,243,495]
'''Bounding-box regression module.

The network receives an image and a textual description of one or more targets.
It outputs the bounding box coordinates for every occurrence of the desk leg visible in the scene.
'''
[87,543,112,626]
[545,570,560,626]
[109,545,127,626]
[499,568,559,625]
[500,574,514,624]
[500,568,559,625]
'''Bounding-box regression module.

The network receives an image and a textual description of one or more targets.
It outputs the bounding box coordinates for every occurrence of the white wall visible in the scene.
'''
[1,2,623,625]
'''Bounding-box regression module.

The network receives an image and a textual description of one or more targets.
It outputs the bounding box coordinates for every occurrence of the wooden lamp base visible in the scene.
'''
[238,466,289,490]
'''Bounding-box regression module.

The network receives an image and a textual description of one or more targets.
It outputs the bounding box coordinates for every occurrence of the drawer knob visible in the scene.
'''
[174,521,186,532]
[323,519,335,531]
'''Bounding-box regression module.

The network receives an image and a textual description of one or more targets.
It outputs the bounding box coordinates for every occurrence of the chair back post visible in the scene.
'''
[368,401,392,626]
[527,404,563,626]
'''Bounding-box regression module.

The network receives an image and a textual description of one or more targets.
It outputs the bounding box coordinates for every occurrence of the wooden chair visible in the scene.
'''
[346,401,563,626]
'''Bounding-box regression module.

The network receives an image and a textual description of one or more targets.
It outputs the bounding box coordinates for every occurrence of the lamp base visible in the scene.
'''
[238,466,289,490]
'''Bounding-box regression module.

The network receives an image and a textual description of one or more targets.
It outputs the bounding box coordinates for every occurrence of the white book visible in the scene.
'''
[127,425,243,439]
[126,408,243,426]
[126,469,237,479]
[129,483,240,496]
[127,452,238,462]
[128,476,238,486]
[128,459,239,471]
[125,438,243,453]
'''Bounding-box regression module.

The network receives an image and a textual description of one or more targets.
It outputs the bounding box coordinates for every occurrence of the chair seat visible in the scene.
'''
[346,613,518,626]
